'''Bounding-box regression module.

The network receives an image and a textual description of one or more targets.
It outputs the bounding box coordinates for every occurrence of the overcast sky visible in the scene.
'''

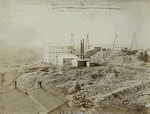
[0,0,150,49]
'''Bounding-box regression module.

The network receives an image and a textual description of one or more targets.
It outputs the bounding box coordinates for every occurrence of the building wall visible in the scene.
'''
[44,45,73,64]
[63,58,73,65]
[59,55,78,66]
[78,61,87,67]
[49,102,68,114]
[71,60,87,67]
[86,62,95,67]
[71,59,78,67]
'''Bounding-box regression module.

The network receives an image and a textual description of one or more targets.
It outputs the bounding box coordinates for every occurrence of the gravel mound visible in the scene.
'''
[91,50,149,65]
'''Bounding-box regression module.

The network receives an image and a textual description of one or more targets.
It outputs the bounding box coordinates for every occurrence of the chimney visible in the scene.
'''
[38,81,42,88]
[82,39,84,59]
[80,39,85,59]
[80,40,83,59]
[14,81,17,89]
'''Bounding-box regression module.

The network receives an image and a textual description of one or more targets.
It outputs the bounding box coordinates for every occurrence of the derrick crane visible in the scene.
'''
[85,34,90,50]
[70,33,74,47]
[113,34,119,50]
[130,33,138,50]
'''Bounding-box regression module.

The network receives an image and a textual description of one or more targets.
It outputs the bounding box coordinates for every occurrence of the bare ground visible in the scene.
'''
[1,49,150,114]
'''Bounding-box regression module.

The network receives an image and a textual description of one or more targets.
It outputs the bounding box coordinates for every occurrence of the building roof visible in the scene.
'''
[0,84,68,114]
[45,43,73,47]
[0,89,43,114]
[43,83,68,103]
[86,47,94,52]
[27,87,67,113]
[86,46,101,52]
[72,58,90,62]
[59,54,78,59]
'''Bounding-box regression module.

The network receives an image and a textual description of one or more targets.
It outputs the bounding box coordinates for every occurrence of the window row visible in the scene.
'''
[63,60,71,63]
[49,51,72,53]
[50,47,73,49]
[49,59,57,61]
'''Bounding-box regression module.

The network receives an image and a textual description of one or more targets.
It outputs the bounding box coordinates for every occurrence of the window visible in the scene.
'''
[71,51,72,53]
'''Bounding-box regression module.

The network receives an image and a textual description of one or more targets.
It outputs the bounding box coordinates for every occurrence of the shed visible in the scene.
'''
[0,89,43,114]
[59,54,78,66]
[27,84,68,114]
[86,62,95,67]
[85,47,101,58]
[71,58,90,67]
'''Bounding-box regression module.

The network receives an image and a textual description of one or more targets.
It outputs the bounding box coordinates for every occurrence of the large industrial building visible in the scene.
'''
[85,47,101,58]
[44,43,74,64]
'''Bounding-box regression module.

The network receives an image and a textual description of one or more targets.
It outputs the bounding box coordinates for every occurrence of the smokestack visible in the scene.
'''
[80,40,83,59]
[82,39,84,59]
[80,39,85,59]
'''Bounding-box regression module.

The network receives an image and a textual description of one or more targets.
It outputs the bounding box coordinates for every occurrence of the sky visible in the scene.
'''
[0,0,150,49]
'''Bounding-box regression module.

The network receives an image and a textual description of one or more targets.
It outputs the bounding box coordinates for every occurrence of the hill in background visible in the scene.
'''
[2,48,44,65]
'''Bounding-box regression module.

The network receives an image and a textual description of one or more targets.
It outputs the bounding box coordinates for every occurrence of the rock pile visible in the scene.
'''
[91,50,150,65]
[68,90,93,108]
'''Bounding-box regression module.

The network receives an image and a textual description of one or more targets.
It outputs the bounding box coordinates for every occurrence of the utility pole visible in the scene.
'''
[113,34,118,50]
[130,33,138,50]
[85,34,90,50]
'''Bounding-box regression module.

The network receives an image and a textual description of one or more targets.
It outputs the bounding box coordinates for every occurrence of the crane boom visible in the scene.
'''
[85,34,90,50]
[113,34,118,50]
[130,33,138,50]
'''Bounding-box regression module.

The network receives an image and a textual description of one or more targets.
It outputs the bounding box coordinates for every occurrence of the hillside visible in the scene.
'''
[1,49,150,113]
[0,40,21,64]
[4,48,44,65]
